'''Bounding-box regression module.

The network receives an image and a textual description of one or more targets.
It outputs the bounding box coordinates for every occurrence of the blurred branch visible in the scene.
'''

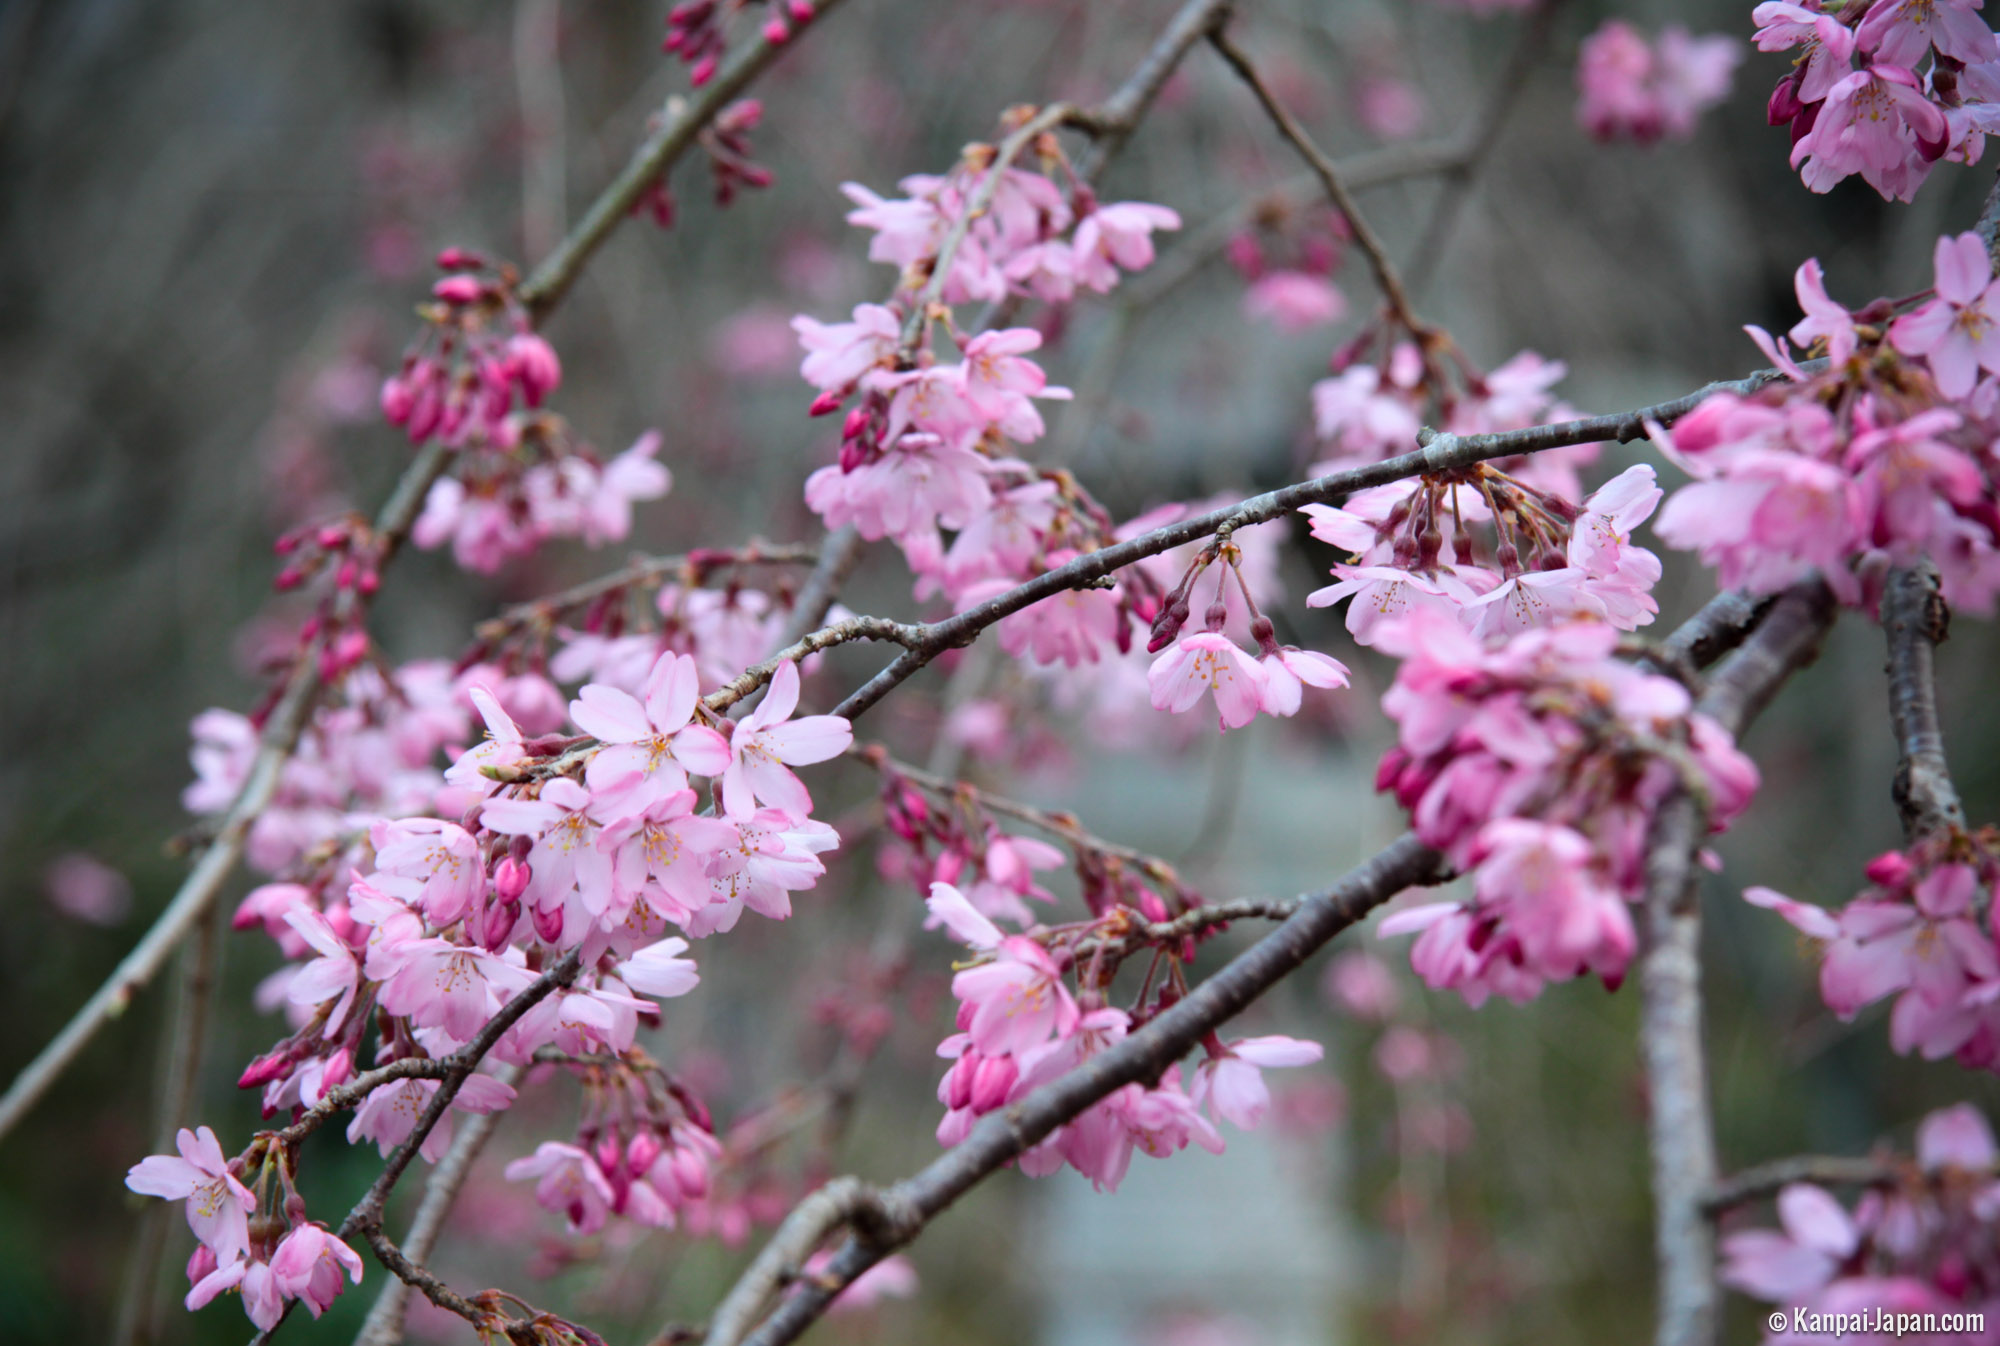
[517,0,854,321]
[1639,578,1838,1346]
[477,542,820,643]
[0,436,452,1148]
[1406,0,1565,292]
[1208,30,1429,340]
[113,883,229,1346]
[1659,590,1772,673]
[353,1065,525,1346]
[1703,1155,1902,1214]
[1881,562,1965,842]
[857,744,1186,883]
[831,360,1812,723]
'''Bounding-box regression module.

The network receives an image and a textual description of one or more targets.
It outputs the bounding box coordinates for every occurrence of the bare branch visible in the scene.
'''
[1704,1155,1902,1215]
[1639,579,1838,1346]
[1881,562,1965,842]
[702,1177,899,1346]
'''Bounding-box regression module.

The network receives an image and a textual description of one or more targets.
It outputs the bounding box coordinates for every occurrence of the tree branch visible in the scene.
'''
[353,1065,525,1346]
[701,835,1450,1346]
[1703,1155,1901,1215]
[1638,578,1838,1346]
[1881,562,1965,842]
[830,363,1807,723]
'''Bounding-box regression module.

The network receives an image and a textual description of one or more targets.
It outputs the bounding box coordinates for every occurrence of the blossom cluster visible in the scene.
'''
[925,883,1321,1192]
[1653,239,2000,615]
[379,251,562,449]
[1747,826,2000,1072]
[1575,19,1742,144]
[1303,462,1666,646]
[1373,616,1758,1005]
[1755,0,2000,200]
[1721,1104,2000,1340]
[134,651,853,1326]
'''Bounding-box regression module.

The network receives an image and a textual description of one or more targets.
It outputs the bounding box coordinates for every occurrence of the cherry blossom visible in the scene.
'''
[719,659,854,820]
[125,1126,255,1264]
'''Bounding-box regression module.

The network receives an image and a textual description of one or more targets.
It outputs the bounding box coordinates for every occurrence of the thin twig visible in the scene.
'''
[478,543,820,643]
[830,362,1808,724]
[1881,562,1965,842]
[1703,1155,1902,1215]
[353,1064,526,1346]
[858,746,1182,882]
[1638,579,1838,1346]
[1208,30,1428,339]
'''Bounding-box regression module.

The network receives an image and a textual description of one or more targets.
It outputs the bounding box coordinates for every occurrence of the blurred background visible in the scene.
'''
[5,0,2000,1342]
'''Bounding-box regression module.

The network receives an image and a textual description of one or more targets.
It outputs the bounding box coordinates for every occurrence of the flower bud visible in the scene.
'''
[970,1053,1017,1112]
[431,275,482,305]
[494,857,533,904]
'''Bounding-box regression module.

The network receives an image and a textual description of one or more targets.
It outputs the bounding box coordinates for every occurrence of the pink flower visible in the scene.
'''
[480,777,619,932]
[373,939,537,1041]
[346,1074,516,1162]
[690,809,839,934]
[1257,646,1351,717]
[1754,3,1859,107]
[925,880,1005,949]
[1720,1183,1857,1301]
[1786,259,1861,365]
[1576,22,1739,143]
[1891,232,2000,397]
[952,936,1078,1056]
[793,302,899,395]
[1148,632,1269,731]
[282,909,362,1037]
[1070,202,1181,292]
[506,1141,617,1235]
[369,817,483,926]
[804,437,994,544]
[1242,271,1346,331]
[1190,1036,1324,1130]
[126,1126,255,1264]
[43,852,131,925]
[1856,0,1998,68]
[269,1224,364,1318]
[1916,1102,1998,1172]
[1791,64,1949,201]
[720,659,853,820]
[597,789,739,924]
[569,651,732,791]
[617,936,703,999]
[444,686,527,794]
[580,431,672,545]
[958,328,1072,439]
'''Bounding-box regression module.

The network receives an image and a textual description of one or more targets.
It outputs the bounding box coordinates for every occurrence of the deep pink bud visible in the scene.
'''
[357,568,381,596]
[379,375,414,424]
[480,900,519,952]
[238,1050,293,1090]
[1864,850,1915,890]
[432,276,482,304]
[627,1131,663,1175]
[1137,889,1170,924]
[506,332,562,406]
[761,17,789,42]
[316,525,348,549]
[944,1053,976,1110]
[334,559,358,590]
[788,0,813,20]
[187,1244,218,1284]
[533,900,566,944]
[808,389,845,417]
[274,565,307,592]
[332,629,370,671]
[970,1053,1017,1112]
[669,1146,709,1198]
[436,247,483,270]
[690,54,718,86]
[323,1045,353,1090]
[494,856,532,904]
